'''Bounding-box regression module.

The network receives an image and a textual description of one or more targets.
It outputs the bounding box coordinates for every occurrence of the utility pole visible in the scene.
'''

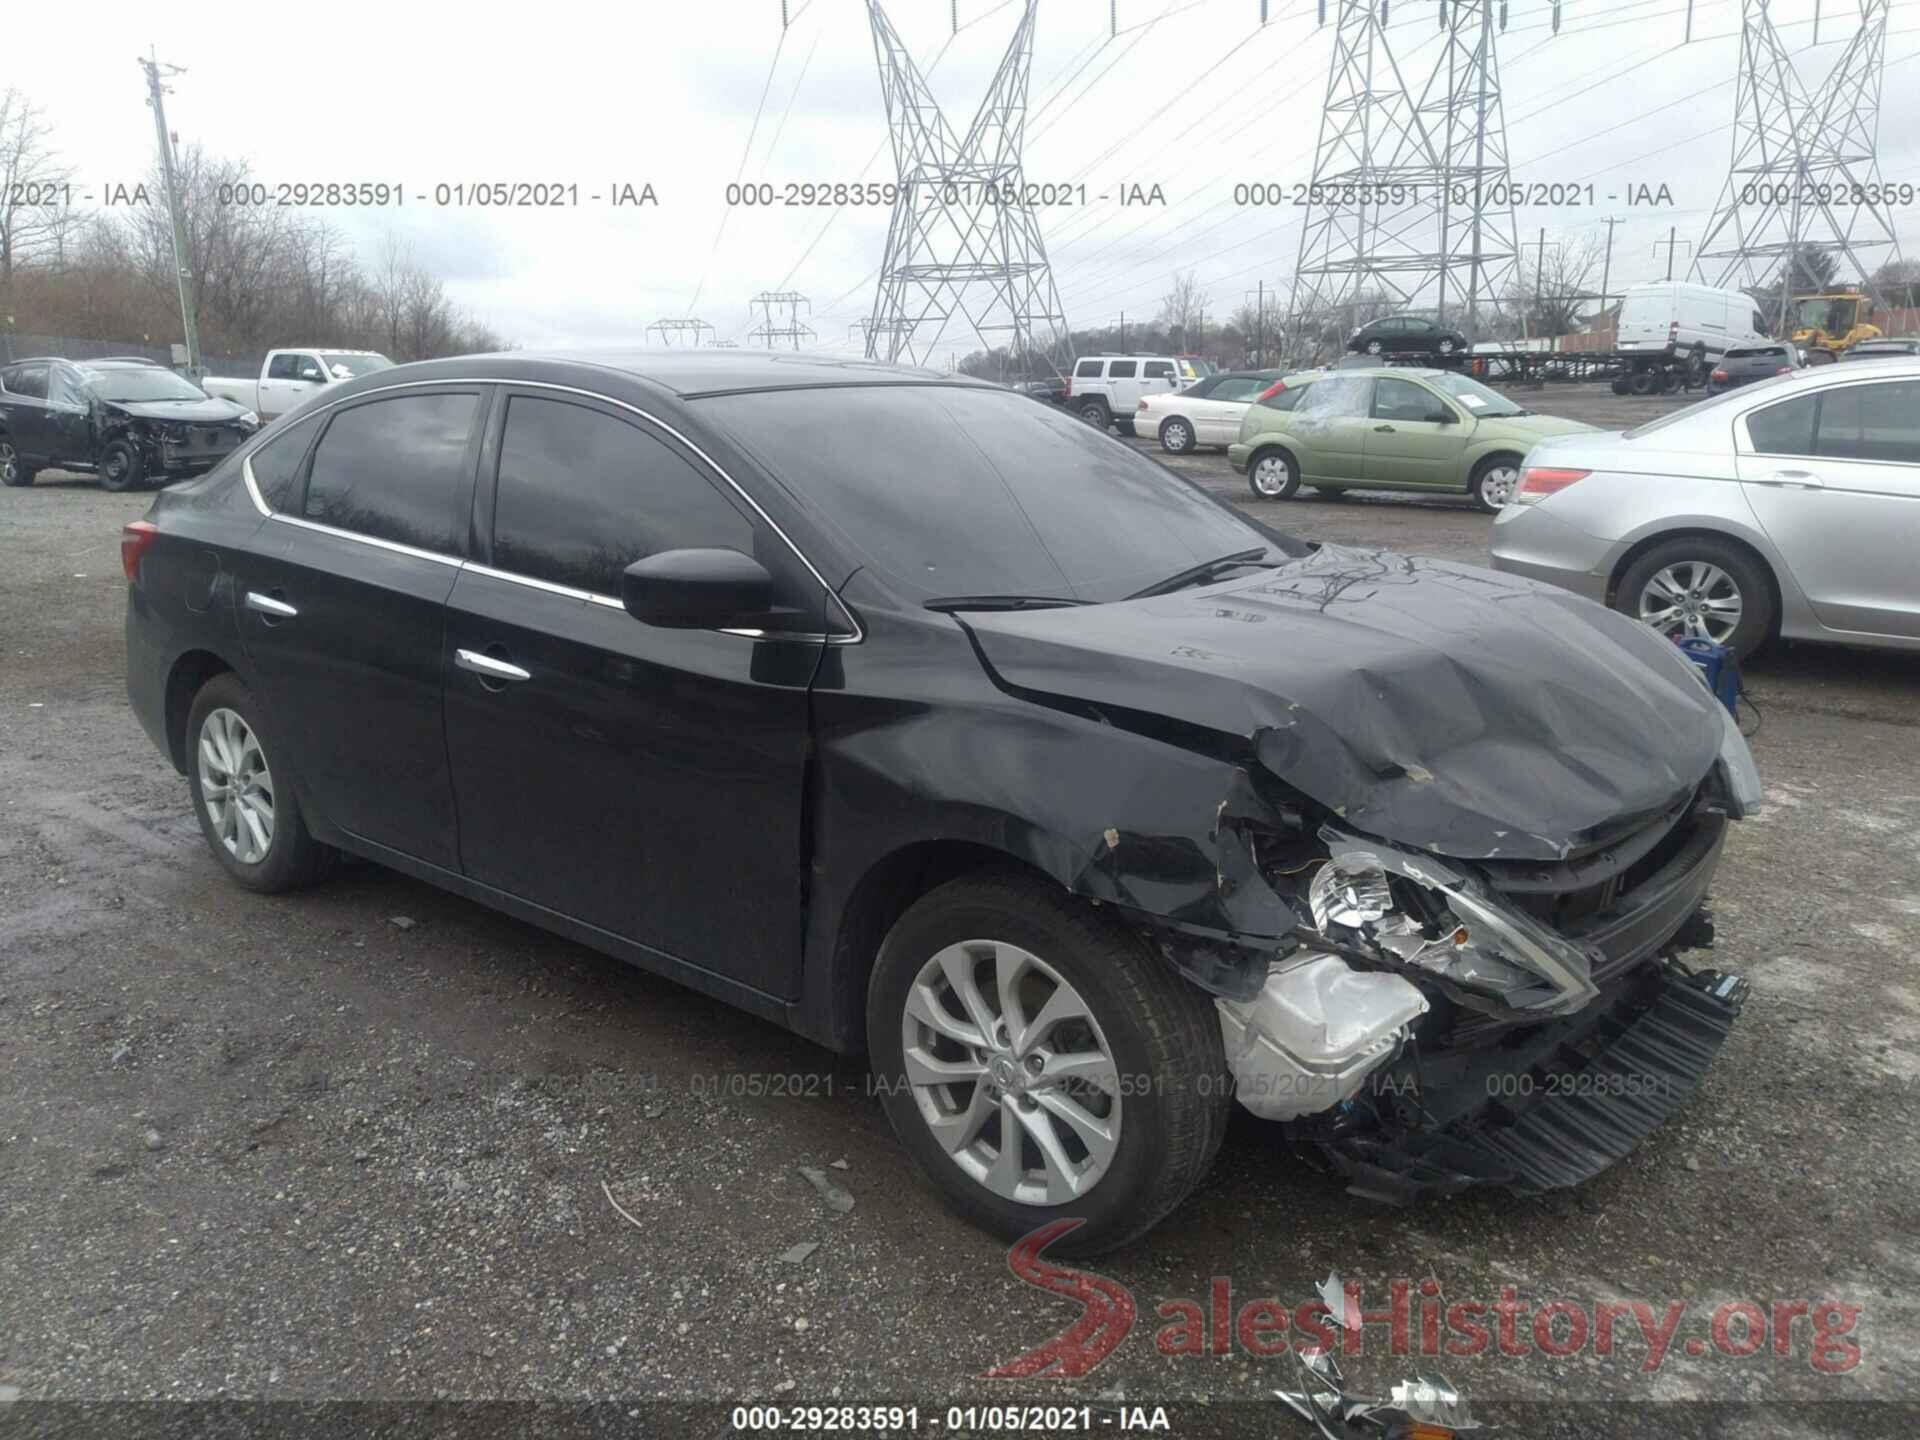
[1598,215,1624,318]
[139,50,201,377]
[1656,226,1690,281]
[1247,280,1267,365]
[1119,311,1127,349]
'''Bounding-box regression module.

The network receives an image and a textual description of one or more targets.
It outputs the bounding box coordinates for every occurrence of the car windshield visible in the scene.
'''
[319,353,393,378]
[704,385,1304,605]
[1429,373,1525,416]
[80,367,209,403]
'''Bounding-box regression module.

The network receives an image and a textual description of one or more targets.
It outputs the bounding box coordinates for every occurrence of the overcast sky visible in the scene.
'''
[8,0,1916,360]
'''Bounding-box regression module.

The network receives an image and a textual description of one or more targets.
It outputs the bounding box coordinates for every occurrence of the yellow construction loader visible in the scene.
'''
[1786,287,1883,363]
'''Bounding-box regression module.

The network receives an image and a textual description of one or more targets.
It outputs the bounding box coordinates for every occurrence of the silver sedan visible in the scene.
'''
[1489,358,1920,659]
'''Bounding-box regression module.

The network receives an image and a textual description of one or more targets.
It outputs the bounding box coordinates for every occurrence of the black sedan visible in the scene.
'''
[123,350,1756,1252]
[1346,313,1470,361]
[0,357,258,491]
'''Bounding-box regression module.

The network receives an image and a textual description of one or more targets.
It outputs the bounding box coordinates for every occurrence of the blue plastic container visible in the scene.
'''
[1674,637,1740,717]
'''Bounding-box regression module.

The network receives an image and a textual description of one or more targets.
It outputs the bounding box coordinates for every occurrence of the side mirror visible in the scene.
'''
[621,548,772,629]
[1426,409,1457,424]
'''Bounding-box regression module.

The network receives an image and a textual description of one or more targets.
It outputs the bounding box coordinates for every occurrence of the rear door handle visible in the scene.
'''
[455,648,531,684]
[1372,424,1395,433]
[244,590,297,619]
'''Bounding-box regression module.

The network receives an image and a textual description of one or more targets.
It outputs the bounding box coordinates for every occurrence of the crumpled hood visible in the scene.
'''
[106,396,251,424]
[962,545,1725,861]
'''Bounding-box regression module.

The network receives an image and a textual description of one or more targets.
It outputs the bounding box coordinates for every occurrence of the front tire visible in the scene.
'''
[1617,537,1774,660]
[1469,454,1523,513]
[1247,448,1299,500]
[186,673,335,893]
[1159,416,1196,454]
[867,872,1229,1256]
[98,439,146,493]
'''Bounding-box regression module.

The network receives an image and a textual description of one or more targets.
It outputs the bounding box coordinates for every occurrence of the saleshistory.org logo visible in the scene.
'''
[984,1220,1863,1378]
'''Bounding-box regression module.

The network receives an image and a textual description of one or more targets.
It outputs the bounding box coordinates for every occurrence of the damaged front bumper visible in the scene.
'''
[1202,774,1747,1200]
[1308,963,1748,1203]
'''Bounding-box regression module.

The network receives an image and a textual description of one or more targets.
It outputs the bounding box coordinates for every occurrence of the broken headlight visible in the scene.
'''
[1306,833,1600,1016]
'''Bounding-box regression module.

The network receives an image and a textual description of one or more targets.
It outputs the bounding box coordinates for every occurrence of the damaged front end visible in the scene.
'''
[1153,753,1753,1203]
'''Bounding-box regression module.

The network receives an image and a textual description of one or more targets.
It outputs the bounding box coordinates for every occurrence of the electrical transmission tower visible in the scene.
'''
[863,0,1071,377]
[645,318,717,347]
[1289,0,1521,353]
[748,290,818,349]
[1691,0,1902,326]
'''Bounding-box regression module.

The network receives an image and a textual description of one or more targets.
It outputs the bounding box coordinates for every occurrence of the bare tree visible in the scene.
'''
[1157,269,1205,349]
[1504,234,1608,339]
[0,88,76,285]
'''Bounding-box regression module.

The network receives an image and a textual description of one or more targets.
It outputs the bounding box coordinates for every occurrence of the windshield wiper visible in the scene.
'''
[923,595,1089,614]
[1124,547,1271,601]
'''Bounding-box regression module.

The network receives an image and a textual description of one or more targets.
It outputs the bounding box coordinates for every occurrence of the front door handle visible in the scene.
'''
[244,590,297,619]
[1372,424,1395,433]
[455,648,531,684]
[1759,469,1825,489]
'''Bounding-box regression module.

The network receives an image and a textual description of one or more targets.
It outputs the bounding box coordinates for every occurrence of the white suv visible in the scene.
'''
[1067,355,1210,434]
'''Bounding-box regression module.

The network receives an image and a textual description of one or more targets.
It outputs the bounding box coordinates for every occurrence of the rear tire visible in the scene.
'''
[1159,416,1197,454]
[867,871,1229,1256]
[1610,376,1632,396]
[1629,369,1658,397]
[1077,398,1111,430]
[0,439,30,487]
[1616,536,1775,661]
[1247,448,1300,500]
[186,673,335,894]
[98,440,146,493]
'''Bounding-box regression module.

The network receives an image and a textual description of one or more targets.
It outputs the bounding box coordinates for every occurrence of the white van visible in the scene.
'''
[1616,282,1769,359]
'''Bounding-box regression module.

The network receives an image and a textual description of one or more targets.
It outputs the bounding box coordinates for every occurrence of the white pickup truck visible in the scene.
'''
[203,348,394,422]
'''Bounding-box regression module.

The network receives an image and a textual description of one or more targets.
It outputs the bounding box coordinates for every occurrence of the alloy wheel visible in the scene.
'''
[1252,455,1292,497]
[0,442,16,485]
[900,939,1121,1207]
[1477,463,1520,508]
[198,707,276,864]
[1638,561,1743,644]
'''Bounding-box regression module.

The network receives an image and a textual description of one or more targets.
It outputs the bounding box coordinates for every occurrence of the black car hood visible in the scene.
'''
[960,546,1725,861]
[104,396,251,424]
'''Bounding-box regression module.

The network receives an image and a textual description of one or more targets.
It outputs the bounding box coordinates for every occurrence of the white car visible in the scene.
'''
[1135,370,1280,454]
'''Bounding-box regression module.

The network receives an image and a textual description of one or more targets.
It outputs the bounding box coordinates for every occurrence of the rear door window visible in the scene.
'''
[1745,393,1817,457]
[1211,377,1264,402]
[489,394,754,596]
[1814,381,1920,464]
[1,363,49,400]
[303,392,480,553]
[247,412,324,512]
[1107,361,1137,379]
[1299,374,1372,418]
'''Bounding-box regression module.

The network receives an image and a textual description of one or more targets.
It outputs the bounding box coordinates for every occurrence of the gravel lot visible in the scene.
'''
[2,383,1915,1433]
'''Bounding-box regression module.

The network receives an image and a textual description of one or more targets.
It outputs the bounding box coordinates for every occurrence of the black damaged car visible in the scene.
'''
[122,351,1760,1253]
[0,357,258,492]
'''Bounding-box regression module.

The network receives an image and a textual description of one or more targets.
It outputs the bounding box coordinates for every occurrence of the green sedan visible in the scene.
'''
[1225,367,1596,513]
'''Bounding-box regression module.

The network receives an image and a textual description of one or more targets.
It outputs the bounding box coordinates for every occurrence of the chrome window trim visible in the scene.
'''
[241,376,861,643]
[270,511,465,567]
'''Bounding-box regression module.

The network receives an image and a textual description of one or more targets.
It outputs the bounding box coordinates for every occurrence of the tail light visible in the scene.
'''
[1511,466,1590,505]
[1136,399,1150,411]
[1255,379,1287,402]
[1775,365,1793,375]
[1064,377,1073,398]
[1668,320,1680,343]
[1711,369,1729,383]
[121,520,159,581]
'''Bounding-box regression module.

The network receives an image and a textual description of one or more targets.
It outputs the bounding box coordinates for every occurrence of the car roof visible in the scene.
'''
[440,348,982,398]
